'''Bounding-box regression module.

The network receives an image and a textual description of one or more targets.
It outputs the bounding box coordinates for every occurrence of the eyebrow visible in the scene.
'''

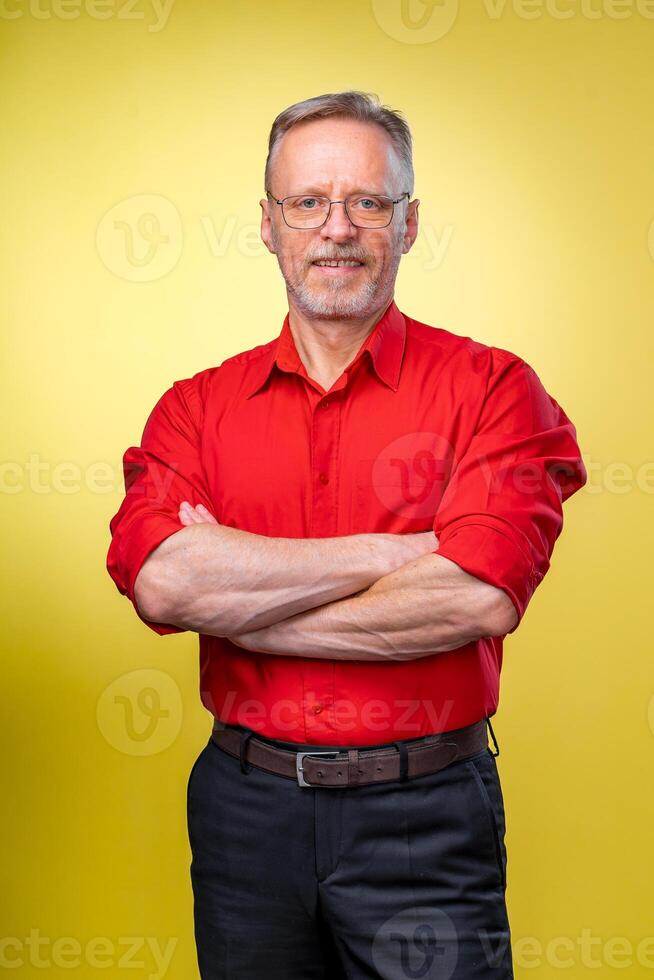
[286,186,391,197]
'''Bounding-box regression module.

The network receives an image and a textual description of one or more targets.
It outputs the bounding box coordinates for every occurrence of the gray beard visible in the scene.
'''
[287,270,381,318]
[271,228,403,320]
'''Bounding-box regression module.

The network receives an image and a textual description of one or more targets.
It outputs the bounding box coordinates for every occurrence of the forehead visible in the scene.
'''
[272,117,402,193]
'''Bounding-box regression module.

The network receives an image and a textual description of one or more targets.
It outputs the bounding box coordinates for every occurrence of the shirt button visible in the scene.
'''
[321,400,330,409]
[312,703,323,714]
[318,472,329,485]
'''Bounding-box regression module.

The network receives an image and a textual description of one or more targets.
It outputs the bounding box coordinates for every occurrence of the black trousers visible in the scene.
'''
[187,723,513,979]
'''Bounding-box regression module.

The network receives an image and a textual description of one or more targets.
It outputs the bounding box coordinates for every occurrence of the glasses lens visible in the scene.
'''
[282,195,330,228]
[346,195,394,227]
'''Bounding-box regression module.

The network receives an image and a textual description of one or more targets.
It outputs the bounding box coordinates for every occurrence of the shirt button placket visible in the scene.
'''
[311,397,338,530]
[304,394,340,738]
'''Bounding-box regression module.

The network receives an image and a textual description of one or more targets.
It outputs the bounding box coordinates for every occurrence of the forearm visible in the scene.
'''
[228,552,518,661]
[135,522,436,635]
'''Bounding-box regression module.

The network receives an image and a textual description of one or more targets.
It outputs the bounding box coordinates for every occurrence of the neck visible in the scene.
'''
[286,295,393,391]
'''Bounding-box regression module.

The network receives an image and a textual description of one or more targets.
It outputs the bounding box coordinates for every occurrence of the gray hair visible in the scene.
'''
[264,90,414,198]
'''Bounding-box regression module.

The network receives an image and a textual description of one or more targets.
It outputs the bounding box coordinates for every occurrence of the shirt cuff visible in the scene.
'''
[433,518,544,634]
[107,514,187,636]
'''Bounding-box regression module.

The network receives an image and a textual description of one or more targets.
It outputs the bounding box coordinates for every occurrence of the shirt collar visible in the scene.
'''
[244,298,407,399]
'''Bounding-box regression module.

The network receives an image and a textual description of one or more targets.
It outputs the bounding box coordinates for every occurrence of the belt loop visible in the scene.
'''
[239,730,255,774]
[348,749,360,786]
[393,740,409,782]
[486,715,500,757]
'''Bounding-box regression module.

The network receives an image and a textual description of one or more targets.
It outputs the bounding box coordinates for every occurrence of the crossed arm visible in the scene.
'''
[114,353,585,654]
[134,501,518,662]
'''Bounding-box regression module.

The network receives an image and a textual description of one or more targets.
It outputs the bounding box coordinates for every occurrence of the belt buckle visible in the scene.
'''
[296,750,342,787]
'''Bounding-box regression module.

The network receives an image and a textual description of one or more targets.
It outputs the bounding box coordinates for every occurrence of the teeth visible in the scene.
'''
[314,260,362,267]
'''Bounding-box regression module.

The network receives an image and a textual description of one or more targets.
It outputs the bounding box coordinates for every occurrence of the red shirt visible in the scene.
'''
[106,299,586,745]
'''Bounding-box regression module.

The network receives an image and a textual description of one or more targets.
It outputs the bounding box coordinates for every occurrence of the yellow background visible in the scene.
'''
[2,0,652,976]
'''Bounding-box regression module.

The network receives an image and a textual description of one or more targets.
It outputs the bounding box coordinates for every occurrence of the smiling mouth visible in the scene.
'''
[311,259,365,268]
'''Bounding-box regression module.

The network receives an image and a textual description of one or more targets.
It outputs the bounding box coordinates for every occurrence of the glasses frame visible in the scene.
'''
[265,190,411,229]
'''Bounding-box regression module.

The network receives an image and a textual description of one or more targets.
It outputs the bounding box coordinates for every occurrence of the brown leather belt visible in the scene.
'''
[210,717,490,788]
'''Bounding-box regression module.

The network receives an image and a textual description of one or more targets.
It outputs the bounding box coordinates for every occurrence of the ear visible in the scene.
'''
[402,198,420,255]
[259,196,276,255]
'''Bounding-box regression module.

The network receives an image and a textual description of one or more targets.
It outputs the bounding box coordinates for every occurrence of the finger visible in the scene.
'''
[195,503,219,524]
[181,503,216,525]
[179,501,202,525]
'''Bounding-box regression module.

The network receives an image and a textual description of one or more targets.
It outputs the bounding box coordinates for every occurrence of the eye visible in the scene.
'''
[298,198,319,209]
[351,196,383,211]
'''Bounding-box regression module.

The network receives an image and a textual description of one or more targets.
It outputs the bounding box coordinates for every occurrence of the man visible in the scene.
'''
[106,91,586,979]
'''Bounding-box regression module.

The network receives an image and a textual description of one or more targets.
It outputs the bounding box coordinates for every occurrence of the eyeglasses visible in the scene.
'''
[266,190,410,229]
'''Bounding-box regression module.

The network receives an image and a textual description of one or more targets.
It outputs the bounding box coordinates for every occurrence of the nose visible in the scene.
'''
[319,201,358,243]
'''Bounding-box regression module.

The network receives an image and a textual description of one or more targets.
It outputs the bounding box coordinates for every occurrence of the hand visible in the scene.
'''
[425,529,439,550]
[178,501,219,526]
[228,630,260,650]
[401,528,439,560]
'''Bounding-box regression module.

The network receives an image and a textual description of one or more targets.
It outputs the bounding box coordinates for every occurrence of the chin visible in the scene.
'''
[294,285,379,318]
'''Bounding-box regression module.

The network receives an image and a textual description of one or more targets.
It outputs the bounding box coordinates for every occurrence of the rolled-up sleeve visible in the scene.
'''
[106,376,214,635]
[433,349,587,633]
